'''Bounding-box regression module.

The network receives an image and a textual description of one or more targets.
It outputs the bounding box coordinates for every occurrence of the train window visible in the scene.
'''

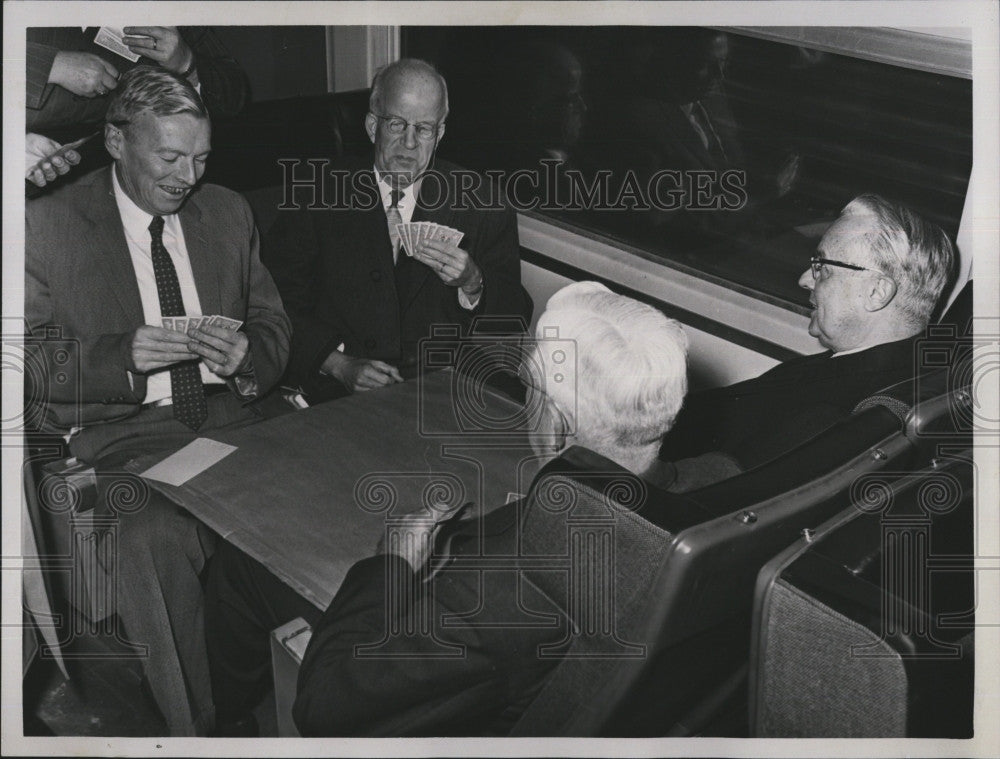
[403,27,972,311]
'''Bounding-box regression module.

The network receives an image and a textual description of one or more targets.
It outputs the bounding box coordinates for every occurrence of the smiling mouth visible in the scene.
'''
[160,184,191,198]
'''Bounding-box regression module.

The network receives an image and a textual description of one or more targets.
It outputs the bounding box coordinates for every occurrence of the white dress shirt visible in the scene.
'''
[375,167,420,261]
[112,168,223,405]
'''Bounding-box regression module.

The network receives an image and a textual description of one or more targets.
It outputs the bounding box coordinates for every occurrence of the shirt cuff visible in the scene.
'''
[458,288,482,310]
[232,354,259,398]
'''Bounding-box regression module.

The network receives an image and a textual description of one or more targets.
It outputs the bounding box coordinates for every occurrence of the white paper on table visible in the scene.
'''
[140,438,238,486]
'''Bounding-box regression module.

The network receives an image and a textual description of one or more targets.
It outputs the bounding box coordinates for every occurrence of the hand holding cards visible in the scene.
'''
[94,27,145,63]
[161,314,244,333]
[162,315,250,378]
[393,222,464,257]
[400,225,484,294]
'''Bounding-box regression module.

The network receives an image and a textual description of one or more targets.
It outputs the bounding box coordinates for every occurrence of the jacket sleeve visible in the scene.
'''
[235,196,291,396]
[263,209,346,381]
[463,204,533,331]
[25,41,61,111]
[24,202,146,419]
[293,555,513,737]
[180,27,249,120]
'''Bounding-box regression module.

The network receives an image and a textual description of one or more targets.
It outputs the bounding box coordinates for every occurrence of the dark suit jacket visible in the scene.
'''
[661,335,919,470]
[26,27,249,133]
[293,501,554,737]
[25,166,291,430]
[292,448,680,737]
[263,157,532,402]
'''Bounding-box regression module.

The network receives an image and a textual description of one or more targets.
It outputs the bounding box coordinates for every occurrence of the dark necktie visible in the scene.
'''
[387,188,403,261]
[148,216,208,430]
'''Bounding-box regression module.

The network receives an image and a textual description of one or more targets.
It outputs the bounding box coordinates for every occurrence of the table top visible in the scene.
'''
[130,369,545,609]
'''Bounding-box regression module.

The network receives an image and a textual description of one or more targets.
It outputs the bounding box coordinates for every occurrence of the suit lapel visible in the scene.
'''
[84,168,145,324]
[179,192,223,316]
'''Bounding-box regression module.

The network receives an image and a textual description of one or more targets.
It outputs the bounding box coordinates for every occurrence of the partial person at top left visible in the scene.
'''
[26,26,248,189]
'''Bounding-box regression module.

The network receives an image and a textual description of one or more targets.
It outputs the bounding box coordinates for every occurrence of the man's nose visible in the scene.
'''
[176,158,198,186]
[402,125,420,150]
[798,268,816,290]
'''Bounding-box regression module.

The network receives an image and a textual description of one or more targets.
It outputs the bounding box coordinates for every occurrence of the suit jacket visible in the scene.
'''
[292,447,679,737]
[25,166,291,430]
[26,27,249,133]
[263,157,532,402]
[661,335,920,470]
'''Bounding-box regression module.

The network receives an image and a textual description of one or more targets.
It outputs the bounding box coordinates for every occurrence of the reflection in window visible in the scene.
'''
[403,27,972,310]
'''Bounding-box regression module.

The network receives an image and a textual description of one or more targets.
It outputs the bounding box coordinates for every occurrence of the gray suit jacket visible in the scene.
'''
[25,166,291,430]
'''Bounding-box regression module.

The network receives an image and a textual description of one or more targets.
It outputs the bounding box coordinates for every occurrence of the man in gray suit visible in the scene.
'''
[25,66,290,735]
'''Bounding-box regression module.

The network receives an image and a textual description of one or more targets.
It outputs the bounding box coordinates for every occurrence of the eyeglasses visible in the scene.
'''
[809,256,885,279]
[370,112,441,141]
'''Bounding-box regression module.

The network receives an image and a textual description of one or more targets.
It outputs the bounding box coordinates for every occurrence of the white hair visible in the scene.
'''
[532,281,689,450]
[841,194,954,327]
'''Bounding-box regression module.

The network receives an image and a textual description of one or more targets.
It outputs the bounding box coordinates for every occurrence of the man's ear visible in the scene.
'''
[435,121,446,146]
[866,274,898,312]
[550,398,574,452]
[364,113,378,145]
[104,122,123,160]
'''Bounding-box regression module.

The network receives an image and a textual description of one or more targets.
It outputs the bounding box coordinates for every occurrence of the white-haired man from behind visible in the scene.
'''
[524,280,688,482]
[204,281,690,736]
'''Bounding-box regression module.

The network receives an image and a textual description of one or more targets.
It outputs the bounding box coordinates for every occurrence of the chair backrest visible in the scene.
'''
[507,329,974,735]
[749,452,974,738]
[507,404,912,735]
[507,446,711,736]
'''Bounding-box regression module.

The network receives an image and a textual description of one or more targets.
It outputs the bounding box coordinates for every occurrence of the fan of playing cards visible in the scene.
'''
[161,315,243,333]
[394,222,464,257]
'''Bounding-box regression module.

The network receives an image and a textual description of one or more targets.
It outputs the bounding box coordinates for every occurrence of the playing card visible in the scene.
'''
[214,316,244,331]
[93,27,143,63]
[406,223,418,256]
[187,316,204,331]
[440,225,464,246]
[161,317,175,331]
[395,223,410,256]
[173,317,188,333]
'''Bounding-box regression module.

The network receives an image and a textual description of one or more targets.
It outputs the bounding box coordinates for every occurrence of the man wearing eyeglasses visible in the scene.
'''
[264,58,532,404]
[660,194,955,489]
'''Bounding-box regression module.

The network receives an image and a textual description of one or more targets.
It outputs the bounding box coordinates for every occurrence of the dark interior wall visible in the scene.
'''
[213,26,329,102]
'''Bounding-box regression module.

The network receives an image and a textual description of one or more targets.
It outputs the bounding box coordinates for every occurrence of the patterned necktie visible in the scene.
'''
[148,216,208,430]
[387,188,403,261]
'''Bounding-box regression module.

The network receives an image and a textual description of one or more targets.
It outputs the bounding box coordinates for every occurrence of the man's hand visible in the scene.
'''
[48,51,119,97]
[128,326,198,373]
[123,27,194,76]
[26,133,81,187]
[412,240,483,295]
[374,502,469,573]
[187,323,251,377]
[321,350,403,392]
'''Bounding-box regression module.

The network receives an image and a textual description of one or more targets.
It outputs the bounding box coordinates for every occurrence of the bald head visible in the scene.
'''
[369,58,449,121]
[366,59,449,188]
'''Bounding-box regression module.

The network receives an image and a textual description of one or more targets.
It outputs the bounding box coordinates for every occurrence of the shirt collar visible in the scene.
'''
[374,166,423,209]
[111,166,180,243]
[831,345,872,358]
